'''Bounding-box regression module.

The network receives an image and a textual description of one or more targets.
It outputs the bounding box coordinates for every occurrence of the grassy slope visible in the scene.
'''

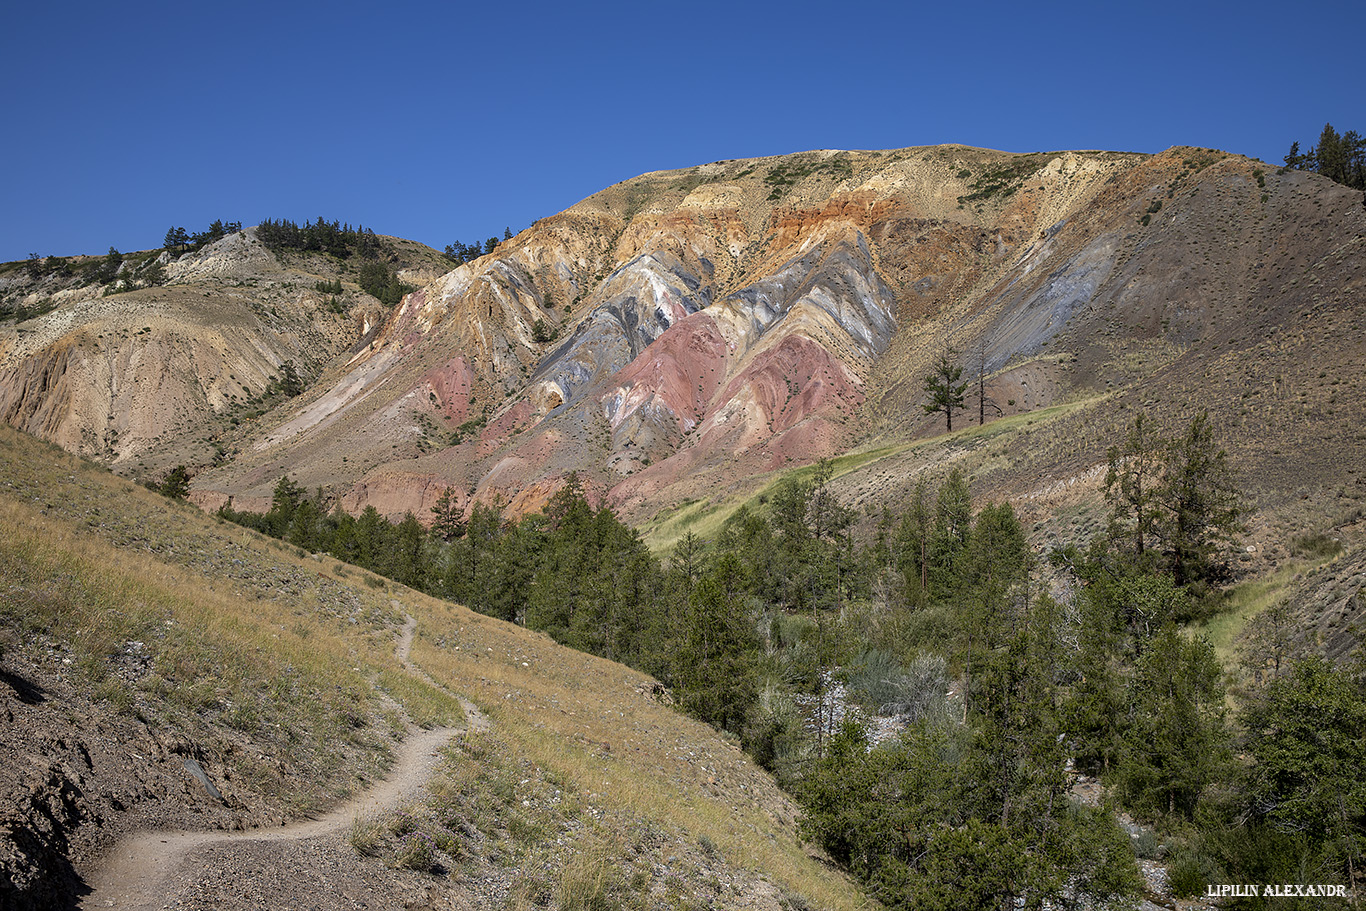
[641,397,1101,556]
[644,385,1365,703]
[0,425,866,910]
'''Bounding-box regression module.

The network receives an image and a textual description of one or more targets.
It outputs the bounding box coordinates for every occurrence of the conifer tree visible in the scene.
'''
[895,477,933,606]
[922,348,967,432]
[1104,412,1163,565]
[1154,412,1244,589]
[429,487,465,541]
[1114,626,1229,820]
[157,465,191,500]
[1241,657,1366,889]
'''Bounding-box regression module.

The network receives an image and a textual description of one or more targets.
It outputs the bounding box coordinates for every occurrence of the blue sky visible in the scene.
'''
[3,0,1361,263]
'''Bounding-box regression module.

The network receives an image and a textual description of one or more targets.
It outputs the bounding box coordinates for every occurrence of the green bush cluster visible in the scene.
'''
[763,155,854,199]
[956,155,1043,204]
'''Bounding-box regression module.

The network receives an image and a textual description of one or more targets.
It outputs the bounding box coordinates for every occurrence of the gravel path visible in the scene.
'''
[78,615,467,911]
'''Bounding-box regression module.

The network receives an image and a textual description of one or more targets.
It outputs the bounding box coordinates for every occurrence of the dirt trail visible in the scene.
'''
[79,614,470,910]
[396,608,490,733]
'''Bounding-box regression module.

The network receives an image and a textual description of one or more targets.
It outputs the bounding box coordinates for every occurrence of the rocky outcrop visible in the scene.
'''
[0,229,442,474]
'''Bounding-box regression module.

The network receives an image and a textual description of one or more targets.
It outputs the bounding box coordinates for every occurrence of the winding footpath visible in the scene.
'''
[79,613,476,910]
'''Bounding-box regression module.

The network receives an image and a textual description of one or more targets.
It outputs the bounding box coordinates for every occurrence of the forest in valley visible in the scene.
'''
[206,411,1364,910]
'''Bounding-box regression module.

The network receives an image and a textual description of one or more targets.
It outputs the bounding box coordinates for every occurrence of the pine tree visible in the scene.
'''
[971,335,1002,426]
[923,349,967,432]
[391,512,430,590]
[287,499,322,551]
[670,552,759,733]
[277,361,303,397]
[1104,412,1244,591]
[158,465,191,500]
[429,487,465,541]
[928,468,973,591]
[1104,412,1164,565]
[1284,140,1304,169]
[1154,412,1244,589]
[1114,626,1229,820]
[1241,657,1366,889]
[267,476,305,537]
[163,226,189,254]
[1316,123,1348,186]
[895,477,933,605]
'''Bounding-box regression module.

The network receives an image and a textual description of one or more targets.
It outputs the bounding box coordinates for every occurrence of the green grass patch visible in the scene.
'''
[641,444,910,555]
[376,668,465,729]
[1197,554,1339,668]
[946,396,1100,444]
[642,398,1100,555]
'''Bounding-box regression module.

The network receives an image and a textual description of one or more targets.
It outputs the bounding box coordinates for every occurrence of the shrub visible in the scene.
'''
[1290,532,1342,559]
[1166,843,1222,897]
[349,815,385,856]
[395,830,438,872]
[847,650,949,721]
[532,318,558,343]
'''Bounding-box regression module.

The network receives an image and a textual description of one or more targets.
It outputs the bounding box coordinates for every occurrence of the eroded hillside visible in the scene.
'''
[3,144,1364,544]
[176,146,1365,533]
[0,228,446,473]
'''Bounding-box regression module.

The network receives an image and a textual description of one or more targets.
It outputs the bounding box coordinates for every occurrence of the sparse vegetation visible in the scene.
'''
[0,456,421,815]
[956,154,1043,203]
[163,219,243,256]
[763,155,854,199]
[532,317,558,344]
[443,236,503,264]
[1,427,860,909]
[5,139,1366,911]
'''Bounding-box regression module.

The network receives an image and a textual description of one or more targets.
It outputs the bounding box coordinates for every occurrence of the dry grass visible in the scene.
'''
[404,598,868,910]
[0,424,867,908]
[1198,550,1343,673]
[0,426,467,812]
[0,494,408,810]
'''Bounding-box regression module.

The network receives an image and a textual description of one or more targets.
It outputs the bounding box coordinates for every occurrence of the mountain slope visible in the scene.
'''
[3,144,1363,545]
[173,145,1365,534]
[0,228,447,474]
[0,426,866,910]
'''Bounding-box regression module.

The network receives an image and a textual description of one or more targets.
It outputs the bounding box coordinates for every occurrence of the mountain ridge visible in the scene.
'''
[4,142,1366,910]
[188,145,1149,521]
[2,144,1363,548]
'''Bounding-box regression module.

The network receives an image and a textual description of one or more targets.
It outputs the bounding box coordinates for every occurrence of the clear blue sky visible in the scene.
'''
[3,0,1361,263]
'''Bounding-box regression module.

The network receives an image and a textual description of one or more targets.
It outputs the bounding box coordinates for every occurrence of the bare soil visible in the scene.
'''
[78,725,457,911]
[77,614,465,911]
